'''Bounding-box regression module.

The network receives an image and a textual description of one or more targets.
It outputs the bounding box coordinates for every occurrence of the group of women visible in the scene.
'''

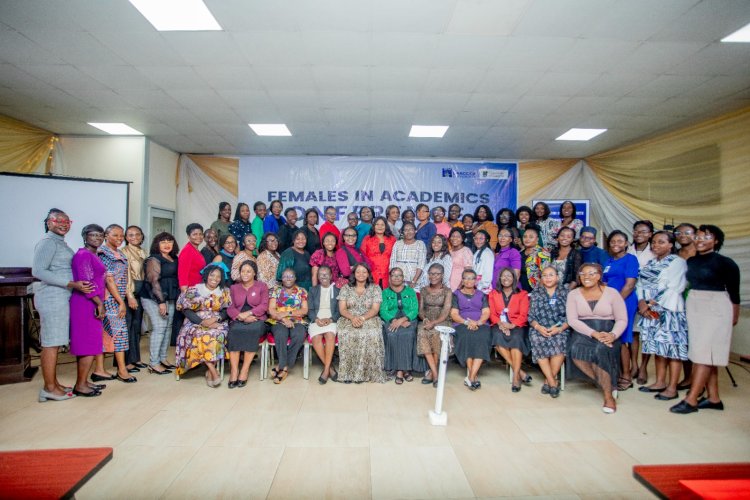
[32,201,740,416]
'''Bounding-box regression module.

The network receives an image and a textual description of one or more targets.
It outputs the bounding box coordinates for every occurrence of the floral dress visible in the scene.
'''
[520,245,551,292]
[256,250,280,289]
[336,284,386,383]
[175,285,232,375]
[528,286,570,363]
[99,245,129,352]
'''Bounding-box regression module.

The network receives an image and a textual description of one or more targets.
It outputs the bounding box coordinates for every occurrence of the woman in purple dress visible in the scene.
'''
[69,224,108,397]
[450,269,491,390]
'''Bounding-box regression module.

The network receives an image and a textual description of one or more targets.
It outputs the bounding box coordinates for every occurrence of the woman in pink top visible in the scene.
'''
[448,227,474,291]
[566,262,628,414]
[432,206,452,238]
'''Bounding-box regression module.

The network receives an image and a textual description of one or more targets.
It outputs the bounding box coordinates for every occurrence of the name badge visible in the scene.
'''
[603,266,610,274]
[251,292,256,297]
[549,298,557,306]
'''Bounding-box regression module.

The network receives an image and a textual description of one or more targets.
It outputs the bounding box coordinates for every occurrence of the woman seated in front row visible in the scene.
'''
[227,260,268,388]
[175,264,232,387]
[417,263,453,387]
[450,269,491,391]
[336,263,386,383]
[566,262,628,413]
[380,267,419,385]
[489,267,530,393]
[307,265,340,384]
[528,265,570,398]
[267,268,308,384]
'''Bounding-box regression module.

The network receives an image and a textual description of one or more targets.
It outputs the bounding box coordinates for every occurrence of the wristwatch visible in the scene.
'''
[463,319,469,326]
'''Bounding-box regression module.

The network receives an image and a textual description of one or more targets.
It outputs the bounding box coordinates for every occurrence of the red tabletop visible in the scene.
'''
[680,479,750,499]
[0,447,113,499]
[633,463,750,499]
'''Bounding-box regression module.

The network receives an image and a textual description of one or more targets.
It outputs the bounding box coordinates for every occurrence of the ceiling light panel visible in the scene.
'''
[409,125,449,138]
[248,124,292,136]
[88,123,144,135]
[128,0,222,31]
[555,128,607,141]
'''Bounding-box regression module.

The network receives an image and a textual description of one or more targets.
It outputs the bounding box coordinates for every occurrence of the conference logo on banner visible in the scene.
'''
[239,157,518,221]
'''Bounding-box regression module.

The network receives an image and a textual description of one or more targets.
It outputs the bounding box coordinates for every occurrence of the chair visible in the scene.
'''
[261,332,292,380]
[175,356,224,381]
[302,334,339,380]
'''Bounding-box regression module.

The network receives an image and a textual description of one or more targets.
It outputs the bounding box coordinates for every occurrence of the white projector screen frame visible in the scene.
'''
[0,173,129,268]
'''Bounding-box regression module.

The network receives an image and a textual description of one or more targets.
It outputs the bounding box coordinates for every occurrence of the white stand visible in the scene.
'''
[428,326,454,426]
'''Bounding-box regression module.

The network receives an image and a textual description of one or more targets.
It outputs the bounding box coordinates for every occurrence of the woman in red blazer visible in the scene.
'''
[360,216,396,289]
[178,223,206,292]
[489,266,530,392]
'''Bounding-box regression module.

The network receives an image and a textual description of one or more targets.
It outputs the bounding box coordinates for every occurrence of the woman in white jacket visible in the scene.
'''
[472,230,495,294]
[635,231,688,401]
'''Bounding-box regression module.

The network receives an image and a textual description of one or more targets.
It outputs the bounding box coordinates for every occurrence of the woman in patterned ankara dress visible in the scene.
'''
[636,231,688,401]
[336,263,386,383]
[175,265,231,387]
[97,224,136,384]
[520,225,551,293]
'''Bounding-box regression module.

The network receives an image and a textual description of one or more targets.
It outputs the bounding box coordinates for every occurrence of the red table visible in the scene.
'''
[633,463,750,499]
[0,447,113,499]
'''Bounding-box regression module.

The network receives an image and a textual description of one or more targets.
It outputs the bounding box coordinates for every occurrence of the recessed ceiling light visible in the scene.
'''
[555,128,607,141]
[128,0,222,31]
[88,123,144,135]
[409,125,449,138]
[721,22,750,42]
[248,124,292,137]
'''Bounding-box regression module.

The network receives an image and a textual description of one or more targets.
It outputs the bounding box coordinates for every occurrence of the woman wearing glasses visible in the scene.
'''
[566,263,628,413]
[671,225,741,414]
[33,209,93,402]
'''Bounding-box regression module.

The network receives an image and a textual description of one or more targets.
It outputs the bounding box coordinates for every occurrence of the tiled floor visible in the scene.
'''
[1,343,749,499]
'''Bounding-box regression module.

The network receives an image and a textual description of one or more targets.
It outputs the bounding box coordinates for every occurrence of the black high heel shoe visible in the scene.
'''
[116,374,137,383]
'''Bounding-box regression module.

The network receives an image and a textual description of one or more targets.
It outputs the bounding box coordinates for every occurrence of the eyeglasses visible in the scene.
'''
[695,234,714,241]
[87,232,104,238]
[281,275,295,280]
[580,235,595,240]
[674,230,694,236]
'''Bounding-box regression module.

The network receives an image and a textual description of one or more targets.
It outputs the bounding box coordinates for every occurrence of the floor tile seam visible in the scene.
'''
[156,444,216,500]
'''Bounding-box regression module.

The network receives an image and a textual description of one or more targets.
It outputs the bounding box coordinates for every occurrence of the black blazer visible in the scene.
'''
[308,285,340,322]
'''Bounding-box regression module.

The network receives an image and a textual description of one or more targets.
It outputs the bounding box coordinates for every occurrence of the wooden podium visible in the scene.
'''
[0,267,37,384]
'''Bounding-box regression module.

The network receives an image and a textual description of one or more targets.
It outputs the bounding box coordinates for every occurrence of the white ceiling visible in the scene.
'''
[1,0,749,158]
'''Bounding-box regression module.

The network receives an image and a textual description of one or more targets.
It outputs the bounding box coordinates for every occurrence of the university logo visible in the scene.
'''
[442,167,454,177]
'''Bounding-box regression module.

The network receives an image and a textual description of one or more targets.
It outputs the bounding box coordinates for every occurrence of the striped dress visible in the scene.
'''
[100,245,130,353]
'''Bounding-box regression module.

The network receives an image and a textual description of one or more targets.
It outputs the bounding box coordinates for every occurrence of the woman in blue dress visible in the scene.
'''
[603,230,639,391]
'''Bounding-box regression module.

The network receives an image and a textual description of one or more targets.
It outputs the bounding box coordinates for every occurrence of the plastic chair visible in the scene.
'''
[302,334,339,380]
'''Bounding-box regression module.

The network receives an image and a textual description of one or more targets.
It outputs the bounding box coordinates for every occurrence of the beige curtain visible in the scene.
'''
[183,154,239,196]
[518,159,579,205]
[0,115,57,174]
[586,106,750,237]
